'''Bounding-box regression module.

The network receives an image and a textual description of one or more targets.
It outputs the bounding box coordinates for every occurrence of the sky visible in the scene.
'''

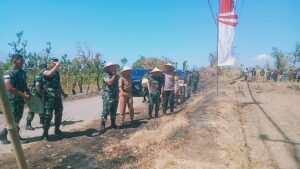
[0,0,300,68]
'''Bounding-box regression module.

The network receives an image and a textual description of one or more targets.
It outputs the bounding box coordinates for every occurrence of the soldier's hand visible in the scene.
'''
[23,94,31,101]
[54,62,61,67]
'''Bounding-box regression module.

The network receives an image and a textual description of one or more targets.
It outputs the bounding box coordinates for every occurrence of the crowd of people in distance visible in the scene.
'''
[243,67,300,82]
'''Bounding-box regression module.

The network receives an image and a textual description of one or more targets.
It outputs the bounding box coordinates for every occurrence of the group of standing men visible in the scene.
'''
[0,54,199,144]
[99,62,185,134]
[0,54,67,144]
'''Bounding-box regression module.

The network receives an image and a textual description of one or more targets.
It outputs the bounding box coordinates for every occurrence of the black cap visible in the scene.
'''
[10,54,23,63]
[39,63,47,69]
[49,57,59,62]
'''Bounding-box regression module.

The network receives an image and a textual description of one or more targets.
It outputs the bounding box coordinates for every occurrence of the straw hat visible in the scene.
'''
[120,66,133,74]
[150,67,162,74]
[163,63,175,70]
[104,62,119,69]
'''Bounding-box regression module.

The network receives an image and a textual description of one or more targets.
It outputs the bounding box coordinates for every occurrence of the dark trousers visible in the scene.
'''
[163,90,174,113]
[44,91,63,130]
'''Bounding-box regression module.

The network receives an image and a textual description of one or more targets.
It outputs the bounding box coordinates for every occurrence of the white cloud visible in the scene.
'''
[254,54,270,61]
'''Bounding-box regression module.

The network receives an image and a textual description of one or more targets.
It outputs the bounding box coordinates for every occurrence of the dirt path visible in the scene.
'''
[235,81,300,169]
[0,89,191,168]
[0,95,144,154]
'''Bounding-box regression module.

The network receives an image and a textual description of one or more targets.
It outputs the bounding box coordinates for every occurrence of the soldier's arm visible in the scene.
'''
[35,78,44,98]
[118,78,124,95]
[36,85,44,98]
[105,75,117,85]
[43,62,60,77]
[161,77,165,95]
[60,85,67,98]
[4,74,30,100]
[24,72,31,95]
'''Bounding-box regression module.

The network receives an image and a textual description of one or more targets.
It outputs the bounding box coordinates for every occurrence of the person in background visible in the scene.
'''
[0,54,31,144]
[251,68,257,82]
[297,68,300,82]
[192,71,199,93]
[162,63,176,115]
[186,71,192,98]
[244,68,249,81]
[288,69,294,82]
[259,68,265,82]
[118,66,134,128]
[99,62,119,134]
[26,63,47,130]
[147,67,164,119]
[292,69,297,82]
[142,72,150,103]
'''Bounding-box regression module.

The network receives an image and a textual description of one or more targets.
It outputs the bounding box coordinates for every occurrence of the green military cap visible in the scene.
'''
[39,63,47,69]
[49,57,59,62]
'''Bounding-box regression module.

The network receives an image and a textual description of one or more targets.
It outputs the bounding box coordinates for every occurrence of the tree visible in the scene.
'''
[121,57,128,67]
[208,52,217,66]
[132,56,167,69]
[132,56,145,68]
[8,31,28,66]
[271,47,288,70]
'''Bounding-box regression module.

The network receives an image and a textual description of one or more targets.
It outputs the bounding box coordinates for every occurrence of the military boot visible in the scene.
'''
[111,118,117,129]
[99,121,106,134]
[118,122,125,129]
[19,136,28,144]
[42,129,49,141]
[0,129,11,145]
[54,126,63,135]
[26,121,34,130]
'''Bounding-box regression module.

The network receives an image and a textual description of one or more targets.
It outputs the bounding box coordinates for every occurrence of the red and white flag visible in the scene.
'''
[218,0,238,66]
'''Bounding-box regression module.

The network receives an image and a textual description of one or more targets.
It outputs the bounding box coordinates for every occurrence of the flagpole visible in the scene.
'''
[216,0,220,94]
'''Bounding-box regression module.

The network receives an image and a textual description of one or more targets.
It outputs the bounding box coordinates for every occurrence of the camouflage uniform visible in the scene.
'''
[0,67,30,144]
[191,72,199,93]
[186,72,192,97]
[148,76,164,118]
[101,72,119,124]
[43,71,64,132]
[26,71,45,129]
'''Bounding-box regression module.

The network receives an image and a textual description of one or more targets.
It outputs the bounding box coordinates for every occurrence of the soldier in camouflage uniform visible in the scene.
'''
[42,57,67,140]
[100,62,119,134]
[142,73,149,103]
[0,54,31,144]
[191,71,199,93]
[25,63,47,130]
[147,67,164,119]
[185,71,192,98]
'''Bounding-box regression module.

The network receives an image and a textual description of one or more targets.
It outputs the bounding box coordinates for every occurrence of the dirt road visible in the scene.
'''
[236,81,300,169]
[0,95,143,154]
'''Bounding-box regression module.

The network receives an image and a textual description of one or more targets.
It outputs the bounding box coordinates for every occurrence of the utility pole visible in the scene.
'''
[0,69,28,169]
